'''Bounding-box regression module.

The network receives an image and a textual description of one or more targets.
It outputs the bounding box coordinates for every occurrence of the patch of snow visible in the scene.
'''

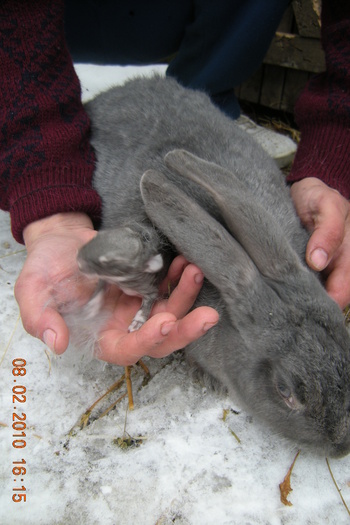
[1,65,349,525]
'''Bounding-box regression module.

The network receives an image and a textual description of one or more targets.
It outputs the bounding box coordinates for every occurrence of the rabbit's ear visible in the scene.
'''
[141,169,267,304]
[164,149,305,280]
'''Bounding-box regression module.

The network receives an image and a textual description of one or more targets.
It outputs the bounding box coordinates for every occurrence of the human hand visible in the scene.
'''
[93,257,219,365]
[15,213,219,362]
[15,212,99,353]
[290,177,350,309]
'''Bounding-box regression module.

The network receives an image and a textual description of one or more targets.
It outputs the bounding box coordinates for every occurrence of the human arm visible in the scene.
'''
[0,0,101,242]
[287,0,350,307]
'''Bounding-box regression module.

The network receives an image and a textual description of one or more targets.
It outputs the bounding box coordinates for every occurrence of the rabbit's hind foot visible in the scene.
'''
[128,293,158,332]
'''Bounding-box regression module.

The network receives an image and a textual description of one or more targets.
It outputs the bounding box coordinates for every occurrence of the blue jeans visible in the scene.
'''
[65,0,290,118]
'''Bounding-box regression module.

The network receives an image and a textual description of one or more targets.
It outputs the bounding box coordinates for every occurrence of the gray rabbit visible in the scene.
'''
[77,75,350,458]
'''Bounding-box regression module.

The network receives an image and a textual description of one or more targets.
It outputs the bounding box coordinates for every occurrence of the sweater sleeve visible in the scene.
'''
[287,0,350,198]
[0,0,102,244]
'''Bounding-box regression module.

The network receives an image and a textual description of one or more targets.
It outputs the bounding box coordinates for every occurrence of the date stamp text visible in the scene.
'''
[12,358,27,503]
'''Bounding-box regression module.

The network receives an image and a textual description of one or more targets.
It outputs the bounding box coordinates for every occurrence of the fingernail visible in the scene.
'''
[160,321,176,336]
[310,248,328,270]
[43,329,57,351]
[203,322,217,333]
[194,273,204,285]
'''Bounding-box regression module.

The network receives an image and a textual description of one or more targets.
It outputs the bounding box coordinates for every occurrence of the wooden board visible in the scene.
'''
[259,65,286,110]
[280,68,310,112]
[264,32,325,73]
[292,0,321,37]
[236,0,325,113]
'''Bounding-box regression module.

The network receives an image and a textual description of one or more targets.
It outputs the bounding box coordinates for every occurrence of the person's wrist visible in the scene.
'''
[22,212,95,248]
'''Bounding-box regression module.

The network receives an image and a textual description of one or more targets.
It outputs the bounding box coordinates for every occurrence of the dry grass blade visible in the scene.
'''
[44,348,53,375]
[326,458,350,518]
[222,408,230,422]
[99,392,128,419]
[69,374,126,433]
[113,396,146,450]
[125,366,134,410]
[0,314,20,367]
[279,450,301,506]
[259,116,300,144]
[0,248,26,259]
[89,374,126,412]
[136,359,150,375]
[68,360,150,434]
[229,428,241,444]
[221,407,241,443]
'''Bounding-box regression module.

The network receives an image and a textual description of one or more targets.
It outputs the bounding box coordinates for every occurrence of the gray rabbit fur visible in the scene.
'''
[77,75,350,458]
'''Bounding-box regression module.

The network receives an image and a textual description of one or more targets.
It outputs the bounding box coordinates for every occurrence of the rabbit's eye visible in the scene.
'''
[276,383,291,398]
[276,384,299,410]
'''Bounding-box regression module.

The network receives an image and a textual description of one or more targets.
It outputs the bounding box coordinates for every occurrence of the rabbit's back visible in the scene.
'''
[86,75,308,259]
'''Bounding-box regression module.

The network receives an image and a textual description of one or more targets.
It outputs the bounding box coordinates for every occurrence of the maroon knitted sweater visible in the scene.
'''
[1,0,349,244]
[0,0,101,243]
[287,0,350,193]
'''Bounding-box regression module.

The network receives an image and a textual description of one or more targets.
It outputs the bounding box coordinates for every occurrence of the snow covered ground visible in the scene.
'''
[1,65,350,525]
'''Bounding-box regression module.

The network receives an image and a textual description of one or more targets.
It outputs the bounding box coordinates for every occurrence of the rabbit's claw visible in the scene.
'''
[128,312,147,333]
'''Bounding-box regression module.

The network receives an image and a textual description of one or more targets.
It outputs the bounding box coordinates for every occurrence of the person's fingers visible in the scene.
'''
[14,270,70,353]
[158,254,189,295]
[96,306,219,365]
[147,307,219,359]
[305,192,348,272]
[40,312,70,354]
[291,179,349,271]
[291,178,350,308]
[96,312,177,365]
[321,221,350,309]
[324,261,350,309]
[155,263,205,318]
